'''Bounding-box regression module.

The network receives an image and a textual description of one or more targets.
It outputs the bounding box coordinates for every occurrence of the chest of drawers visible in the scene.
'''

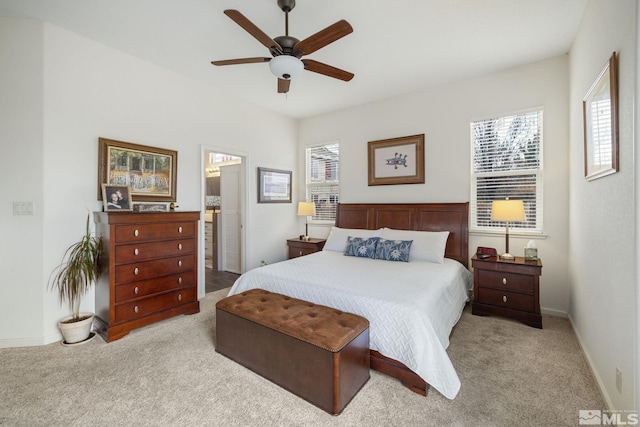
[471,255,542,328]
[94,211,200,342]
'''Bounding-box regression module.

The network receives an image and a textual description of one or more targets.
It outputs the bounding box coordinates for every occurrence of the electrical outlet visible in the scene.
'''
[616,367,622,393]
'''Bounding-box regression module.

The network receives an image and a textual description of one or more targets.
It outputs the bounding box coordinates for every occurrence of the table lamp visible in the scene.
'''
[297,201,316,241]
[491,198,525,260]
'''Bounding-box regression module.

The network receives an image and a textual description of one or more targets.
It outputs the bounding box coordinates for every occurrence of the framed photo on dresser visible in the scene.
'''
[101,184,133,212]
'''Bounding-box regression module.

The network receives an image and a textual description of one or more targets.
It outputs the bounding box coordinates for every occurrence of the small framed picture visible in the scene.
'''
[257,167,292,203]
[133,203,168,212]
[101,184,133,211]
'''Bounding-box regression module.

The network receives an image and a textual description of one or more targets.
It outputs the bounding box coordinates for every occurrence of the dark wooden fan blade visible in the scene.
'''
[304,59,354,82]
[224,9,282,53]
[277,78,291,93]
[211,57,271,66]
[295,20,353,55]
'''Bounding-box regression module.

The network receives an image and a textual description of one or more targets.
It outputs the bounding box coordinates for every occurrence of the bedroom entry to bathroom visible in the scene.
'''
[204,151,243,293]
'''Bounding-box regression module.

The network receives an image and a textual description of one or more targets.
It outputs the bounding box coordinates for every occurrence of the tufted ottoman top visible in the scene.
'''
[216,289,369,352]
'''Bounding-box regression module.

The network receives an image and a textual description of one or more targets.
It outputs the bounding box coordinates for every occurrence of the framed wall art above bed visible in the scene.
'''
[367,134,425,186]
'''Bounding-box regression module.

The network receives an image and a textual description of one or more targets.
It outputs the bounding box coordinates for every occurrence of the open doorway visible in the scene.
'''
[204,150,244,293]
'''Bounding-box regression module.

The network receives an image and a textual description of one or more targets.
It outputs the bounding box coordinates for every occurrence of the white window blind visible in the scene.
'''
[305,143,339,222]
[471,110,543,232]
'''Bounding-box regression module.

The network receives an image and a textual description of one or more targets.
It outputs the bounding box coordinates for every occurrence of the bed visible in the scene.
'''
[227,202,471,399]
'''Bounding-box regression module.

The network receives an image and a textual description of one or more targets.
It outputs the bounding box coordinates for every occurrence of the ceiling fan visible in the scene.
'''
[211,0,354,94]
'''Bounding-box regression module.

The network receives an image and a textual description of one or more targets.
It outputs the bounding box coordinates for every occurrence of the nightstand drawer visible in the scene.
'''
[287,238,326,259]
[477,288,535,312]
[288,246,317,258]
[477,270,534,294]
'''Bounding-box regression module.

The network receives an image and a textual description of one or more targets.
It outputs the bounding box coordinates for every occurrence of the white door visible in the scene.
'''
[220,163,242,274]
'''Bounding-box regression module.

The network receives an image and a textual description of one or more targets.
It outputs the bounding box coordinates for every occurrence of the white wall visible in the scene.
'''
[299,55,570,316]
[568,0,637,411]
[0,18,45,346]
[0,18,299,347]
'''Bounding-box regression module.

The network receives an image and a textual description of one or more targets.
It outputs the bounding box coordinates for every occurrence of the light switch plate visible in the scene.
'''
[13,201,34,215]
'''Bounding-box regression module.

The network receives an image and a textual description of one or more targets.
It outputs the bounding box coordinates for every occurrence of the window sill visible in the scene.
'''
[470,230,548,239]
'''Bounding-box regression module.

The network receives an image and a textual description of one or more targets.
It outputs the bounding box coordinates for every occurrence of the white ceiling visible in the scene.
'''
[0,0,588,119]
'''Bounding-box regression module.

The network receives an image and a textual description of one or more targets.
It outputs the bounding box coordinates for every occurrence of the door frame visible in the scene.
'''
[199,145,249,299]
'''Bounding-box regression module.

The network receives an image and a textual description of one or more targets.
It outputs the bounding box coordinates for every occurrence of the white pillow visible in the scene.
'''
[381,228,449,263]
[323,227,383,252]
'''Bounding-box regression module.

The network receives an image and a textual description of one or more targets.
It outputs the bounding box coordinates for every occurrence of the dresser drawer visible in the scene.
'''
[477,288,535,312]
[114,221,196,243]
[115,271,196,302]
[476,269,534,294]
[115,255,196,283]
[115,238,195,263]
[115,287,196,323]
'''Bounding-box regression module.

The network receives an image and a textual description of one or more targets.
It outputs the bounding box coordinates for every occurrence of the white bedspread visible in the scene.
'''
[227,251,471,399]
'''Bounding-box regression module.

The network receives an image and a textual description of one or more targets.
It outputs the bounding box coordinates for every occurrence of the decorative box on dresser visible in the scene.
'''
[287,238,326,259]
[471,255,543,329]
[94,211,200,342]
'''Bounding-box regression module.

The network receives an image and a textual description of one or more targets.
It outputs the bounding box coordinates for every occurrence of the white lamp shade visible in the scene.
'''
[269,55,304,80]
[491,199,525,222]
[297,201,316,216]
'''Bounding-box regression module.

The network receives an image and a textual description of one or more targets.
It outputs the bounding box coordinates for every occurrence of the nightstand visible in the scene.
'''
[287,238,326,259]
[471,255,542,328]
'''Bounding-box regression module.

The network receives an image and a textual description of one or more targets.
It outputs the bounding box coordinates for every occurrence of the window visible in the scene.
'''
[305,142,339,222]
[470,110,543,233]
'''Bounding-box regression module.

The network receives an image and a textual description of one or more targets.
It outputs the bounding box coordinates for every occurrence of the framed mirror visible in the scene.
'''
[583,52,618,181]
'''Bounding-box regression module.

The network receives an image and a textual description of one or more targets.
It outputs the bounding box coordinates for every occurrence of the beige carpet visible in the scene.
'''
[0,288,603,426]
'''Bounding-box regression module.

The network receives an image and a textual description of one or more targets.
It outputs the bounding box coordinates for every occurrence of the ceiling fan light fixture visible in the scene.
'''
[269,55,304,80]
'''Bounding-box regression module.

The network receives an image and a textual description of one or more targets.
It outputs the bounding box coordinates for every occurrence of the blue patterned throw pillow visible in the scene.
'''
[375,238,413,262]
[344,236,380,258]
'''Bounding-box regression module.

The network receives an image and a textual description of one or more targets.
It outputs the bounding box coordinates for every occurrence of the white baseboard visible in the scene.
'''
[567,313,614,411]
[541,306,567,318]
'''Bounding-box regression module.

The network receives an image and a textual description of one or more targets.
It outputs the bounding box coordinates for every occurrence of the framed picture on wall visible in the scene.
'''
[583,52,619,181]
[257,167,292,203]
[98,138,178,202]
[368,134,425,186]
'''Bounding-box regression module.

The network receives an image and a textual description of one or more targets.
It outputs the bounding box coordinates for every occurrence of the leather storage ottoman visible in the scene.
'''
[216,289,370,415]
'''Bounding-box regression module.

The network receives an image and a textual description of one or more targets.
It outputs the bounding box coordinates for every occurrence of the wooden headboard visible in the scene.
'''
[335,202,469,268]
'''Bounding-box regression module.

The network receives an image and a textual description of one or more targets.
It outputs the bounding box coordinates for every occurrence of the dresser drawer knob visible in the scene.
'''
[502,278,507,285]
[178,243,183,250]
[134,306,139,313]
[134,248,139,256]
[134,267,139,275]
[178,260,182,267]
[134,286,139,295]
[178,294,182,302]
[503,295,507,303]
[178,226,183,233]
[178,277,183,284]
[299,251,303,256]
[134,229,139,237]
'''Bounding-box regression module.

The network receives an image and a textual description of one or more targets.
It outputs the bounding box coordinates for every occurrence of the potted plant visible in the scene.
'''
[49,213,102,344]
